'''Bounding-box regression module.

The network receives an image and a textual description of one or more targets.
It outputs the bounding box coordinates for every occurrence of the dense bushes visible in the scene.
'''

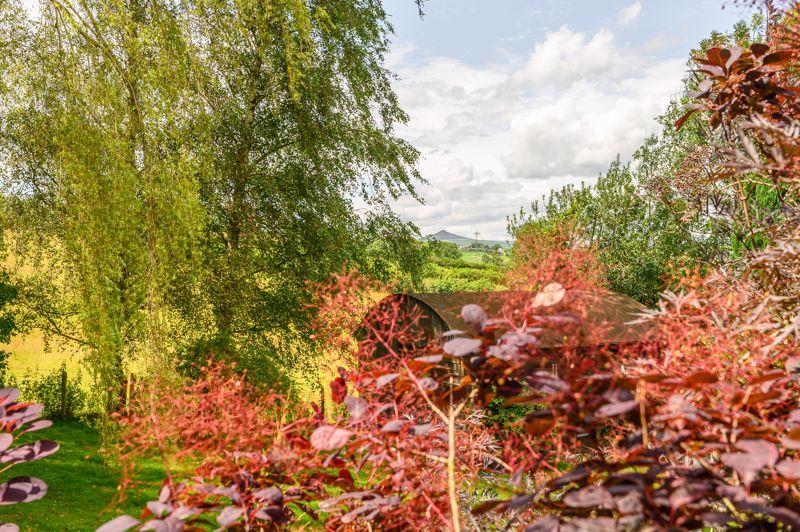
[103,268,800,530]
[509,158,708,305]
[11,366,88,421]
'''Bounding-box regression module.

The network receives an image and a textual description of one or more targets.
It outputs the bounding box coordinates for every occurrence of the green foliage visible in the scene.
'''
[634,13,778,262]
[422,259,504,293]
[418,238,507,292]
[0,271,17,385]
[424,240,462,261]
[484,396,536,430]
[0,0,425,398]
[9,365,88,420]
[509,158,707,305]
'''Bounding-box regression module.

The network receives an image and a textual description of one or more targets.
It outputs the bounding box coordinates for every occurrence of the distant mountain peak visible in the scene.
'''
[429,229,469,240]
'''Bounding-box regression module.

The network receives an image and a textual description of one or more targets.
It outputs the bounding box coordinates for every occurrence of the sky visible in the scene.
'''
[382,0,758,240]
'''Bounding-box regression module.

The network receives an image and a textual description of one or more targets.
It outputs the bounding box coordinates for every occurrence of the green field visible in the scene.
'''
[0,421,163,531]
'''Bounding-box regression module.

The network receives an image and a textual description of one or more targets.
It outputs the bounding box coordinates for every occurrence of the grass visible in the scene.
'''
[460,250,489,264]
[0,420,164,531]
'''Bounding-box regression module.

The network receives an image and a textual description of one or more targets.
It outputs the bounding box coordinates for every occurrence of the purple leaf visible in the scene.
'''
[783,434,800,450]
[0,476,47,505]
[567,517,616,530]
[418,378,438,391]
[563,486,614,509]
[216,506,243,527]
[254,506,288,524]
[97,515,141,532]
[253,487,282,505]
[381,420,404,433]
[375,373,398,388]
[721,452,769,485]
[344,396,368,420]
[0,440,59,464]
[146,501,172,518]
[140,516,183,531]
[532,283,565,307]
[596,400,638,418]
[22,421,52,434]
[0,389,19,405]
[414,355,442,364]
[735,440,779,466]
[157,485,171,504]
[524,516,559,532]
[0,434,12,453]
[410,423,433,436]
[443,338,482,357]
[777,459,800,479]
[461,304,487,325]
[310,426,353,451]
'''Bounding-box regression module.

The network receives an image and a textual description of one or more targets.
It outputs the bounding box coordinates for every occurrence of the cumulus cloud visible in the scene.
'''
[618,2,643,26]
[512,27,640,89]
[389,25,684,238]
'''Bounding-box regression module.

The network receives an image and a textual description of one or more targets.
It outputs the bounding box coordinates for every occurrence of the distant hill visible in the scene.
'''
[429,229,469,241]
[423,229,513,249]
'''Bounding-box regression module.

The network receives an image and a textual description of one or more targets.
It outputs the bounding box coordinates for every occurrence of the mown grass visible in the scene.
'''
[0,420,163,531]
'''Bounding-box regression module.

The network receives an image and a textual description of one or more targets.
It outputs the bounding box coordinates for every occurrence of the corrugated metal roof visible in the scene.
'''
[376,290,652,347]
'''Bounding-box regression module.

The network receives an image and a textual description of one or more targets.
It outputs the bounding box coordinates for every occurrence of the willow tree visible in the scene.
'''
[175,0,422,382]
[0,0,422,400]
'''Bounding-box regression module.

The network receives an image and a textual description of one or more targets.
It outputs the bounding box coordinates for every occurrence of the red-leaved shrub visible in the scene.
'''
[102,2,800,530]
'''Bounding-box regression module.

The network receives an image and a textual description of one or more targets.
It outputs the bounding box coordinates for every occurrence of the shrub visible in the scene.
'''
[0,388,59,530]
[101,4,800,530]
[11,366,88,421]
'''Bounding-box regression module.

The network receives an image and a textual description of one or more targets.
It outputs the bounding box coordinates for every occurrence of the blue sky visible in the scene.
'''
[382,0,758,239]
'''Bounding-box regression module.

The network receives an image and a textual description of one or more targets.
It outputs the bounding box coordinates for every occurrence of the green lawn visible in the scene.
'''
[459,250,488,264]
[0,421,163,531]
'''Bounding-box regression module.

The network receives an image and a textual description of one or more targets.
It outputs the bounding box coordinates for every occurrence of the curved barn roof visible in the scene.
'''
[376,290,652,347]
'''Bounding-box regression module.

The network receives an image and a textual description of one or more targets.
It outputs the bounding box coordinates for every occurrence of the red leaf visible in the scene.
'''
[762,50,795,67]
[675,109,698,129]
[470,499,502,515]
[522,411,555,436]
[750,43,770,57]
[684,371,717,385]
[330,377,346,405]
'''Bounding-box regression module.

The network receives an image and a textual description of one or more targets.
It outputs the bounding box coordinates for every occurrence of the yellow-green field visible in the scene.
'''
[3,330,85,379]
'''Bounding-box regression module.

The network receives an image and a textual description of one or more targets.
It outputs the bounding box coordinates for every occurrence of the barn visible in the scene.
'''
[372,290,652,349]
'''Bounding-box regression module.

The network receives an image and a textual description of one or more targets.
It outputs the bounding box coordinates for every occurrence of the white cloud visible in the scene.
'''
[389,26,684,239]
[512,27,639,89]
[617,2,643,26]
